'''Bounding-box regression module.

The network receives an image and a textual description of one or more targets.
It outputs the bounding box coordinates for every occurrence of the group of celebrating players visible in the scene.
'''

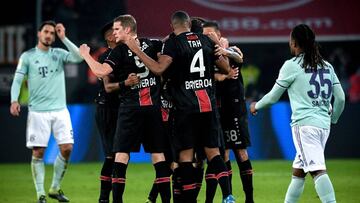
[80,10,254,203]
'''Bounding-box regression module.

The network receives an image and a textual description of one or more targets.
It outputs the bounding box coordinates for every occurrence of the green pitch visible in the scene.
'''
[0,159,359,202]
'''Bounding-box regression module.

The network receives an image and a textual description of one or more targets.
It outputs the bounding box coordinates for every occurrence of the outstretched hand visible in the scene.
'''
[55,23,66,40]
[250,102,258,116]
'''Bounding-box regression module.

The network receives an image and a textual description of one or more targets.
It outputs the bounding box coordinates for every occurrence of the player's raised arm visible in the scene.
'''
[79,44,113,77]
[56,23,83,63]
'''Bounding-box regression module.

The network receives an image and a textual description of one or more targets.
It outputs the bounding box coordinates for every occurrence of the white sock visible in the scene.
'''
[31,156,45,198]
[314,174,336,203]
[50,154,68,191]
[284,175,305,203]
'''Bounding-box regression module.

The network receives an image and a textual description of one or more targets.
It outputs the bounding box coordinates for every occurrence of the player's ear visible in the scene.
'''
[125,27,131,34]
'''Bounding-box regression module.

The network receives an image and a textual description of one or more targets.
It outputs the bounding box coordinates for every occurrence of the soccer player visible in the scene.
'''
[79,15,172,203]
[145,79,175,203]
[203,21,254,203]
[250,24,345,203]
[94,21,120,203]
[124,10,235,203]
[9,21,83,203]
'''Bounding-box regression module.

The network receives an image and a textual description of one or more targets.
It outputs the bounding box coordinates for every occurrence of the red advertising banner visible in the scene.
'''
[128,0,360,42]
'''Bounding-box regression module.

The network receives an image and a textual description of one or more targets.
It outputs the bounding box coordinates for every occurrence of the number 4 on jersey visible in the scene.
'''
[190,49,205,77]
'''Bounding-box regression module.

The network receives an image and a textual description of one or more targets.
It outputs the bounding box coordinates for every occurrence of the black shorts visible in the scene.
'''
[220,99,251,149]
[95,105,118,156]
[172,110,223,154]
[113,106,166,153]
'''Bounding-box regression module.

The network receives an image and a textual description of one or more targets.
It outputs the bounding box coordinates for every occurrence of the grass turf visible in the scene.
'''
[0,159,359,203]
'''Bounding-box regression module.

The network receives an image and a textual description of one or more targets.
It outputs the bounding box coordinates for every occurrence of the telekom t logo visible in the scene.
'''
[38,66,48,78]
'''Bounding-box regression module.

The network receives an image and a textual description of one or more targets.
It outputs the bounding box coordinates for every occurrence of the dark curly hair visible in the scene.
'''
[291,24,326,70]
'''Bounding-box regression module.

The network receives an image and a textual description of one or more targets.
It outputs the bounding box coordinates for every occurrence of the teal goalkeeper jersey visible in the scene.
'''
[13,46,74,111]
[256,54,343,129]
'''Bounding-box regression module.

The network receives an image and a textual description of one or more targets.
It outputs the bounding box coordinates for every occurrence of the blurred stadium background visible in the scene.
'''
[0,1,360,202]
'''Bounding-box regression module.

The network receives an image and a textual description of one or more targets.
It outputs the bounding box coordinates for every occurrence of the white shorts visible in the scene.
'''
[291,125,330,173]
[26,108,74,148]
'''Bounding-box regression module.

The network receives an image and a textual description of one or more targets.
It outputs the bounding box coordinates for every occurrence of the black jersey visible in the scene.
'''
[217,58,245,102]
[94,48,120,108]
[162,32,217,113]
[104,38,163,108]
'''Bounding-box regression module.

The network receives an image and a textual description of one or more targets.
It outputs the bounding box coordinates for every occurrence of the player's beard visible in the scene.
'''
[40,38,53,47]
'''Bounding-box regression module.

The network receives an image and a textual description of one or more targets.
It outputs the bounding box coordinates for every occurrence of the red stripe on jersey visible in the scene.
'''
[161,108,169,122]
[195,89,212,112]
[186,34,198,40]
[139,87,153,106]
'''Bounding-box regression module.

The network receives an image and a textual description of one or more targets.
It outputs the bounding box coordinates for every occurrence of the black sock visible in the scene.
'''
[99,158,114,201]
[179,162,197,203]
[205,163,217,203]
[154,161,172,203]
[172,167,182,203]
[194,165,204,198]
[237,159,254,203]
[148,182,158,202]
[112,162,127,203]
[226,160,233,194]
[208,155,231,199]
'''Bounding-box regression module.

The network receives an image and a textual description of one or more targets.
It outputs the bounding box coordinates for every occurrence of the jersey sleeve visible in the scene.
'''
[104,45,123,69]
[11,53,28,102]
[161,37,176,59]
[61,37,83,63]
[331,67,345,124]
[15,53,29,74]
[275,60,297,89]
[151,39,163,53]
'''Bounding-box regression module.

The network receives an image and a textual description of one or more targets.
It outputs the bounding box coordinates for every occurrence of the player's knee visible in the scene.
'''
[224,149,231,161]
[236,149,248,161]
[32,147,45,158]
[310,170,327,178]
[292,168,307,178]
[60,144,73,158]
[204,147,220,161]
[151,153,165,164]
[115,152,130,164]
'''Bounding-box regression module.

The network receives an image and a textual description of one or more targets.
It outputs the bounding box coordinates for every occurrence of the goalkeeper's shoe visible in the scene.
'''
[37,195,47,203]
[48,189,70,202]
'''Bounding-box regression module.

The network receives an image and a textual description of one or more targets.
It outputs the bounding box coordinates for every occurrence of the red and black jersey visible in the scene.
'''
[162,32,217,113]
[104,38,163,108]
[95,48,120,108]
[216,59,246,104]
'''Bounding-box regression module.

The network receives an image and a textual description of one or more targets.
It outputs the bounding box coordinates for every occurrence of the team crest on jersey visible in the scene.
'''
[52,55,58,61]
